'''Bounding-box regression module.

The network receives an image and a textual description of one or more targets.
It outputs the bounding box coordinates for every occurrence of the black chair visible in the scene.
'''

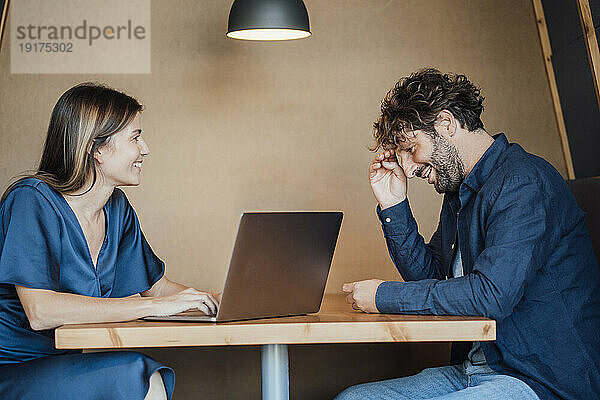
[566,177,600,262]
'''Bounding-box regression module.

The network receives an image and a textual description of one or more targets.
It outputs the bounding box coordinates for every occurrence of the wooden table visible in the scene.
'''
[55,294,495,400]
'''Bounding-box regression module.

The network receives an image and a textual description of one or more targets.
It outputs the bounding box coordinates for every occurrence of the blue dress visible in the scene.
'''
[0,178,175,399]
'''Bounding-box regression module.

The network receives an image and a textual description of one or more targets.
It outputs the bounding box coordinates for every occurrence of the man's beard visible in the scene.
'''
[429,134,465,194]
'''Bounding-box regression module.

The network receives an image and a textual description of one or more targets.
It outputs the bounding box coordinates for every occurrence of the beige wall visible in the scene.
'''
[1,0,565,398]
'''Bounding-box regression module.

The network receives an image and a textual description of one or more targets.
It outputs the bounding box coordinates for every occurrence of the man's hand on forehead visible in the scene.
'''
[376,149,396,161]
[369,146,408,209]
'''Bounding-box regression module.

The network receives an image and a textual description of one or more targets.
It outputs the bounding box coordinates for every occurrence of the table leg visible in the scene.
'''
[261,344,289,400]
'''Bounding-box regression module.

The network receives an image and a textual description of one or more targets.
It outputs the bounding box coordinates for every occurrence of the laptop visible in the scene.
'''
[144,211,343,322]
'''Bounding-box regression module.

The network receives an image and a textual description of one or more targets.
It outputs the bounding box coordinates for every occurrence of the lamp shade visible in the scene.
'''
[227,0,311,41]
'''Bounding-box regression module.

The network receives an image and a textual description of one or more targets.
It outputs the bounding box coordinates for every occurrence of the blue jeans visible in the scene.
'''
[334,364,540,400]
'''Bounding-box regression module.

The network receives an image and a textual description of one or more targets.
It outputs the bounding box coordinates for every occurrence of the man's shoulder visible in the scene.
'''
[483,143,565,196]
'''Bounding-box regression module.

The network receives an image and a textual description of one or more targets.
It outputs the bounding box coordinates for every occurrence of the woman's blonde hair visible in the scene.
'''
[1,83,143,203]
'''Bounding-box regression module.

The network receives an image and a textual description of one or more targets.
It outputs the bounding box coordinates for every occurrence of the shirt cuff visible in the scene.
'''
[376,199,415,237]
[375,280,403,313]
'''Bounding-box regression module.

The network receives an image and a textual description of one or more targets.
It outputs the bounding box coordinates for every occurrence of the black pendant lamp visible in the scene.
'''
[227,0,311,41]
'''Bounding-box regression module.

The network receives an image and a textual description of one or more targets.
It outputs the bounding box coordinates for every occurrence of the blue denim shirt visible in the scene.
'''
[375,134,600,400]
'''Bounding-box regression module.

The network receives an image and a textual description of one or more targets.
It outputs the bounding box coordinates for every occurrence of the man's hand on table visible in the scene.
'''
[342,279,384,313]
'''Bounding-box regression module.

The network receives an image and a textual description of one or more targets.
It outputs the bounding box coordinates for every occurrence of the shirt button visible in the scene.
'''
[385,217,391,223]
[452,243,455,249]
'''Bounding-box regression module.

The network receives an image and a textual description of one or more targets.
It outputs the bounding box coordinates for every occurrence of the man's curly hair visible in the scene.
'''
[372,68,485,151]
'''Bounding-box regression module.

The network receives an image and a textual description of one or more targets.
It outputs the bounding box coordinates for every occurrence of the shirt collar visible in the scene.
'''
[458,133,510,206]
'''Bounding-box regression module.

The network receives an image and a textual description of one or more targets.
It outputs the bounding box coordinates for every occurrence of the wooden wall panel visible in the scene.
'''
[541,0,600,178]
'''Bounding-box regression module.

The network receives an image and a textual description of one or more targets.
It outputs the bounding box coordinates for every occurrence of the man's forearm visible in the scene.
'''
[378,200,444,281]
[375,272,516,320]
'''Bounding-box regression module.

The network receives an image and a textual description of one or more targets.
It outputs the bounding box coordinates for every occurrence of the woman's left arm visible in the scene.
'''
[141,276,221,304]
[143,276,222,305]
[141,276,191,297]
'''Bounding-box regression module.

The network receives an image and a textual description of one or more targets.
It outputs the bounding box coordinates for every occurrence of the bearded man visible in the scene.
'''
[337,69,600,400]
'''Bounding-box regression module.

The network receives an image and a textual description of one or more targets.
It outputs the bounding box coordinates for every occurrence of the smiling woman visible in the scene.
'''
[0,84,218,400]
[92,113,149,188]
[2,83,144,202]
